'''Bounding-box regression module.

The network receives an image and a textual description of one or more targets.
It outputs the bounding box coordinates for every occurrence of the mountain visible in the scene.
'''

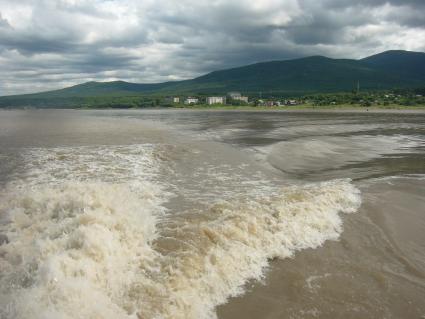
[173,54,424,93]
[1,50,424,107]
[361,50,425,82]
[35,80,173,97]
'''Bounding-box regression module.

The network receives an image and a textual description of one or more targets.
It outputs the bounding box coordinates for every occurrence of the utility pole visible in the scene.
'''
[357,80,360,94]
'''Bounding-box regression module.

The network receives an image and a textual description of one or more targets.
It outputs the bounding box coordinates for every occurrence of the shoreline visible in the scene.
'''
[171,105,425,113]
[171,102,425,112]
[2,105,425,114]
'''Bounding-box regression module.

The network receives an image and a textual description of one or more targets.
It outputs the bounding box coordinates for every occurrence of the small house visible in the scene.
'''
[184,97,199,105]
[285,99,299,106]
[228,92,249,103]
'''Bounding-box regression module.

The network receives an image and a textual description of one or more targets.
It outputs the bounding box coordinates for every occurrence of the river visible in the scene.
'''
[0,109,424,319]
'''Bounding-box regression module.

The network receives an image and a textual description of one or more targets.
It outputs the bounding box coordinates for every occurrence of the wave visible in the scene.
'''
[145,179,361,319]
[0,182,164,319]
[0,143,361,319]
[0,179,360,319]
[265,135,424,174]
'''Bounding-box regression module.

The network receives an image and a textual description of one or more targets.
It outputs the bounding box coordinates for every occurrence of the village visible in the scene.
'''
[166,92,302,107]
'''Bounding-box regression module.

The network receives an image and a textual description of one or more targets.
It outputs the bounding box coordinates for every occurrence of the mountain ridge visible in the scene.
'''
[1,50,424,107]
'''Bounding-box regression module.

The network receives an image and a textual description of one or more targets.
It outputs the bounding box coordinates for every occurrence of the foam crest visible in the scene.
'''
[129,179,360,319]
[0,141,361,319]
[0,182,165,319]
[9,144,164,188]
[0,178,360,319]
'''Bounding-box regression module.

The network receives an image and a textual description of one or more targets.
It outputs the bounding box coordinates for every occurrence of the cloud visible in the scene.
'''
[0,0,424,95]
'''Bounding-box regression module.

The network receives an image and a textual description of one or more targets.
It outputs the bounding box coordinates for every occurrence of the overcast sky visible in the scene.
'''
[0,0,424,95]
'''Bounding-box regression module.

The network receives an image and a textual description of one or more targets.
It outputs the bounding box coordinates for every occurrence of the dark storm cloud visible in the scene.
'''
[321,0,425,27]
[0,0,424,95]
[323,0,425,8]
[385,6,425,27]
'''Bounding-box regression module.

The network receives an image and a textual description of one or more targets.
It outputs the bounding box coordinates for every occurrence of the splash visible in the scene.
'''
[0,143,361,319]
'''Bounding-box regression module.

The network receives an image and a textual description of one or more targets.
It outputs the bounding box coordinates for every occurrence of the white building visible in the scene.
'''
[228,92,241,99]
[228,92,248,103]
[184,97,199,105]
[173,97,180,103]
[238,96,249,103]
[207,96,226,105]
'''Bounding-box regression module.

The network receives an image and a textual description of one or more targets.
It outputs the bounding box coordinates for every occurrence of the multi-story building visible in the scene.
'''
[206,96,226,105]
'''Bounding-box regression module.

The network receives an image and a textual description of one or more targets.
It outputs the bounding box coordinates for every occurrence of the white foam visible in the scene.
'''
[145,179,361,319]
[0,182,164,319]
[0,143,362,319]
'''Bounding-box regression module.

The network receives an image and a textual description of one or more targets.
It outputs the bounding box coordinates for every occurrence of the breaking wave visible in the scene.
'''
[0,182,162,319]
[0,144,361,319]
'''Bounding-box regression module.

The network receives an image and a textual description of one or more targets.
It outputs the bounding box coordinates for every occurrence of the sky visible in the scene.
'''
[0,0,424,95]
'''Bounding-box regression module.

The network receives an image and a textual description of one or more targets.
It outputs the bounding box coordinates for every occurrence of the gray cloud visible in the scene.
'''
[322,0,425,9]
[0,0,424,95]
[0,13,10,28]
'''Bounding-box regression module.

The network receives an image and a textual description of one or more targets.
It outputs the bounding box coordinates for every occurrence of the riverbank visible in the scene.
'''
[2,104,425,114]
[171,103,425,113]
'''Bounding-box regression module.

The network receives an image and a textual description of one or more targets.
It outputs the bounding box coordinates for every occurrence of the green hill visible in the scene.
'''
[36,81,172,97]
[1,50,425,107]
[175,54,423,93]
[361,50,425,81]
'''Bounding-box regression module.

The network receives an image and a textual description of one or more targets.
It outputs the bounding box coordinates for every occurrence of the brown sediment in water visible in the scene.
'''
[0,109,424,319]
[218,177,425,319]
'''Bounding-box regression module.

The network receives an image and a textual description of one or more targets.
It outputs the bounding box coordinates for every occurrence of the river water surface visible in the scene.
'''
[0,109,424,319]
